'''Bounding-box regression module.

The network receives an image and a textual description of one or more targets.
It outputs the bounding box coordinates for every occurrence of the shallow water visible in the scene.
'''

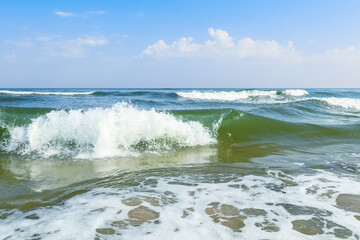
[0,88,359,239]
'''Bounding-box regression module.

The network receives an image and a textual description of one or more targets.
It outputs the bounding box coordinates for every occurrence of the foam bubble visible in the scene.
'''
[2,102,214,158]
[0,171,359,240]
[0,90,95,96]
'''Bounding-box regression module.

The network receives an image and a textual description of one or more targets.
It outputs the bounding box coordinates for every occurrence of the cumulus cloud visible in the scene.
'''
[54,11,76,17]
[326,45,360,63]
[143,28,299,60]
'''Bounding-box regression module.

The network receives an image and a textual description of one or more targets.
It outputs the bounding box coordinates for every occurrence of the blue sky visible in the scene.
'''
[1,0,360,87]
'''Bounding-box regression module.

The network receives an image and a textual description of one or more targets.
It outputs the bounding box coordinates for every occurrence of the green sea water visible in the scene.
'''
[0,89,359,239]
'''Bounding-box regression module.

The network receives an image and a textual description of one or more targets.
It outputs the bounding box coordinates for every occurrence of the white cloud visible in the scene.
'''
[143,37,200,57]
[54,11,76,17]
[326,45,360,63]
[143,27,299,60]
[206,28,234,48]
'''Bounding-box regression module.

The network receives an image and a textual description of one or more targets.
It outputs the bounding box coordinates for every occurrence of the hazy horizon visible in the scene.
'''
[1,0,360,87]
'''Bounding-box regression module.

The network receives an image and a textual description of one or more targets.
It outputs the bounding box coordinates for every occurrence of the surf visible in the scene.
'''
[0,102,214,158]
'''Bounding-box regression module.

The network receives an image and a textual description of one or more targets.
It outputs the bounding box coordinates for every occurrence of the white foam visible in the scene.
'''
[3,102,214,158]
[0,90,95,96]
[176,90,276,101]
[176,89,309,101]
[316,97,360,111]
[0,170,359,240]
[282,89,309,97]
[176,90,360,112]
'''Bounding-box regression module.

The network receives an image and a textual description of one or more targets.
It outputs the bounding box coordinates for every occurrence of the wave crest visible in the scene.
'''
[176,89,308,101]
[2,103,214,158]
[317,97,360,111]
[282,89,309,96]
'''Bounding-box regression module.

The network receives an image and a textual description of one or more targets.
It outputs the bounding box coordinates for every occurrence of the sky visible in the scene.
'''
[1,0,360,88]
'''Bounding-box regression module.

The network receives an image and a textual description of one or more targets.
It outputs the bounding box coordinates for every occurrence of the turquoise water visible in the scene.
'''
[0,89,359,239]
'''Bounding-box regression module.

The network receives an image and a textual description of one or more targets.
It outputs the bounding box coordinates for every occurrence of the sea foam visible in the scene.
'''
[317,97,360,111]
[176,90,360,111]
[0,171,359,240]
[3,102,214,158]
[282,89,309,96]
[176,89,309,101]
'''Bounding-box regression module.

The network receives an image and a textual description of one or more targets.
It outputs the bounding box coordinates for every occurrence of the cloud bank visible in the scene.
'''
[143,28,298,60]
[326,45,360,63]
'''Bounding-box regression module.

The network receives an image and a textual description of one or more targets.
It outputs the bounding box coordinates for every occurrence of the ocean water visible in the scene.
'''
[0,88,359,239]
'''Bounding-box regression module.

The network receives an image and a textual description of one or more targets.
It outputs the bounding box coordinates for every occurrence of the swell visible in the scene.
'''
[212,110,360,144]
[0,90,95,96]
[173,109,360,143]
[176,90,360,111]
[1,104,359,159]
[0,106,53,127]
[176,89,309,101]
[2,89,360,112]
[92,90,177,98]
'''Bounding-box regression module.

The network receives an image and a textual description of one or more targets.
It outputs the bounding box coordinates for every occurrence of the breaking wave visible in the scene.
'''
[176,90,360,111]
[316,97,360,111]
[1,103,214,158]
[176,89,309,101]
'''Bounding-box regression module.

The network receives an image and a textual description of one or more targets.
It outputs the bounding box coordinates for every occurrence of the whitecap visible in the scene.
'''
[3,102,214,158]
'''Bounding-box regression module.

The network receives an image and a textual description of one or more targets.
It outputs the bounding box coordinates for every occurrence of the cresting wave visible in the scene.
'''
[176,89,309,101]
[1,105,360,159]
[0,90,95,96]
[176,90,360,111]
[1,103,214,158]
[317,97,360,110]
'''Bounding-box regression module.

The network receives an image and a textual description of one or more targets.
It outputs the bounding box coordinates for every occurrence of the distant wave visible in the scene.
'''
[282,89,309,96]
[316,97,360,111]
[1,102,214,158]
[0,90,95,96]
[176,90,360,111]
[176,89,309,101]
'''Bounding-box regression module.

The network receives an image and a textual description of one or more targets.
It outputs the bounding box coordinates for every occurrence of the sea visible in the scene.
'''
[0,88,359,239]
